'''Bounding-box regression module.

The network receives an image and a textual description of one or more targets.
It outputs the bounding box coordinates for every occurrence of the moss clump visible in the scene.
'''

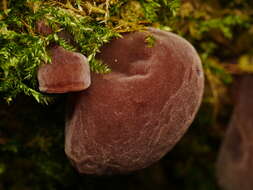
[0,0,181,104]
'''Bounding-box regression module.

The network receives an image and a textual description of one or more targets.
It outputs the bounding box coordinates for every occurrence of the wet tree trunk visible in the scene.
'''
[217,75,253,190]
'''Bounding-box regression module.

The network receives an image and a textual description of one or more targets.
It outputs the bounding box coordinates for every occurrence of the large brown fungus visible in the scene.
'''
[217,75,253,190]
[65,28,204,175]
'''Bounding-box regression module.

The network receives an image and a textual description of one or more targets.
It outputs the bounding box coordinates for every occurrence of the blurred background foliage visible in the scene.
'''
[0,0,253,189]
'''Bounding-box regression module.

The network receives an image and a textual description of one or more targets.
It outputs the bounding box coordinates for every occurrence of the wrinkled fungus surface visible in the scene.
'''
[217,75,253,190]
[65,28,204,175]
[38,45,90,93]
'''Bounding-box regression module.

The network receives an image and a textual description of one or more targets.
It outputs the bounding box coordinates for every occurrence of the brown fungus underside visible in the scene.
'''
[65,28,204,175]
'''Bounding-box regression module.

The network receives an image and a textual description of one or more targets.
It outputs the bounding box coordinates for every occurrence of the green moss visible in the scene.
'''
[0,0,184,104]
[145,34,156,47]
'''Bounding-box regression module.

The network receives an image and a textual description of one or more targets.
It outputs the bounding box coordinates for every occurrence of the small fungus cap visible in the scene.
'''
[37,46,91,93]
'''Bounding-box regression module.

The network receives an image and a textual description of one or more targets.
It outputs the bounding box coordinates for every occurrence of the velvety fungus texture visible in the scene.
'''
[37,45,90,93]
[217,75,253,190]
[65,28,204,175]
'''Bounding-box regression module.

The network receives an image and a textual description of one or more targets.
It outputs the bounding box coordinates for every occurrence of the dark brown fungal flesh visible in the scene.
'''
[37,45,90,93]
[36,20,53,36]
[65,28,204,175]
[217,75,253,190]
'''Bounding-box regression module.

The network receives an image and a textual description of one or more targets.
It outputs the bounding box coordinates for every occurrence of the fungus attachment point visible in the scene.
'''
[65,28,204,175]
[36,20,53,36]
[38,46,91,93]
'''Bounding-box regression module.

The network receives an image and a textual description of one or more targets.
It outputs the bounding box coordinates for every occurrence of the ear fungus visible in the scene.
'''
[37,46,90,93]
[36,21,90,93]
[65,28,204,175]
[217,75,253,190]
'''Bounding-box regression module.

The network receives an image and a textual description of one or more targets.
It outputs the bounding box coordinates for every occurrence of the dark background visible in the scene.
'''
[0,95,223,190]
